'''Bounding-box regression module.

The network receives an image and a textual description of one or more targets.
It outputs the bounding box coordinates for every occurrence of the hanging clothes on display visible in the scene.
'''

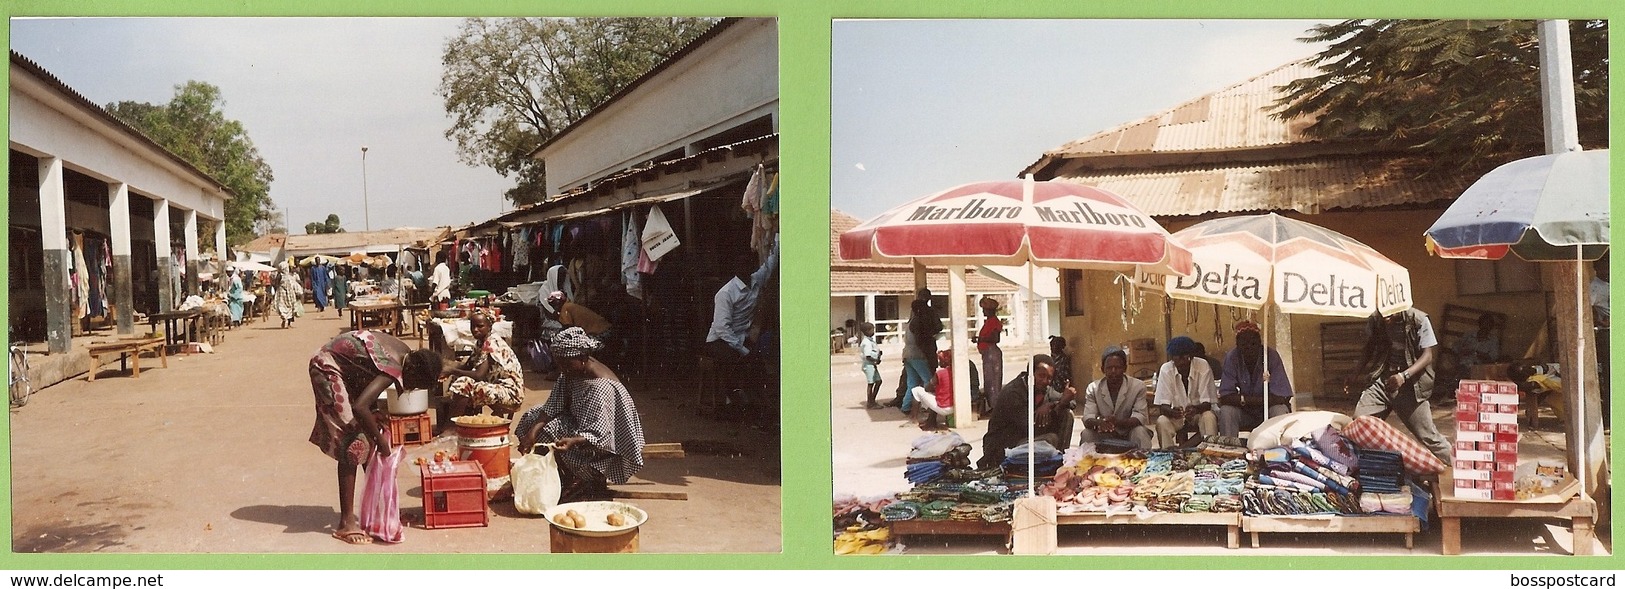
[740,164,780,257]
[621,210,644,300]
[641,204,680,261]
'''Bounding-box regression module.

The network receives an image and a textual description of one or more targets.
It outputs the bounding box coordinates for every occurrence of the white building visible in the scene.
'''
[9,52,233,352]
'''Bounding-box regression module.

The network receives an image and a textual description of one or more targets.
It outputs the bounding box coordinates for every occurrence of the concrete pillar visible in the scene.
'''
[948,265,972,427]
[215,217,227,279]
[153,198,173,312]
[183,208,199,295]
[38,156,72,354]
[862,294,876,325]
[108,183,134,334]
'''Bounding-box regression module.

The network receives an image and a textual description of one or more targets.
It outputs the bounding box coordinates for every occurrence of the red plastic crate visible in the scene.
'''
[420,461,488,529]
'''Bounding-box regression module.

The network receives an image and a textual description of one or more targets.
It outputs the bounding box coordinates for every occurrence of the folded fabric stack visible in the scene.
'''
[919,499,956,521]
[980,502,1014,523]
[1182,494,1215,513]
[905,461,945,485]
[881,500,922,522]
[949,503,985,521]
[1359,487,1413,514]
[1356,449,1406,494]
[1002,455,1064,478]
[834,526,891,555]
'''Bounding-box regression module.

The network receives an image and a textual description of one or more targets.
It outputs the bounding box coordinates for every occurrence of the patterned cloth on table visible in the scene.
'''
[515,374,645,485]
[1356,449,1406,494]
[1342,415,1448,475]
[307,331,406,466]
[445,334,525,412]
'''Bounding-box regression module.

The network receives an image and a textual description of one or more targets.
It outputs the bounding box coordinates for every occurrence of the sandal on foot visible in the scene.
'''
[332,530,372,545]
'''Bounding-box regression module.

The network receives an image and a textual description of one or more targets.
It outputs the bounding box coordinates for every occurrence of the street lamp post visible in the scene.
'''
[361,146,371,231]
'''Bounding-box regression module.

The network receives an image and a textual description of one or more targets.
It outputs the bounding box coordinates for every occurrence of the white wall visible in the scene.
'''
[539,19,778,196]
[10,73,228,219]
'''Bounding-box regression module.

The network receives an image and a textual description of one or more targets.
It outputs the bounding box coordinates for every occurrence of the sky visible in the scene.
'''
[11,17,519,233]
[831,19,1333,221]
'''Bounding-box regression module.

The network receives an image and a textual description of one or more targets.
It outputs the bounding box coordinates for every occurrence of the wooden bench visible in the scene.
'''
[87,338,167,382]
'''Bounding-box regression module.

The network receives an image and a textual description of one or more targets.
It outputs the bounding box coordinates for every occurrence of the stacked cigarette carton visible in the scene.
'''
[1451,380,1520,501]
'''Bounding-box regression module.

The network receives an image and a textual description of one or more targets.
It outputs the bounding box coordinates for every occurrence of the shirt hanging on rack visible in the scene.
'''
[621,210,643,300]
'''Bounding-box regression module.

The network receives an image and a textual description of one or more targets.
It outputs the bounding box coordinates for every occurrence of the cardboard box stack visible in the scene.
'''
[1451,380,1521,501]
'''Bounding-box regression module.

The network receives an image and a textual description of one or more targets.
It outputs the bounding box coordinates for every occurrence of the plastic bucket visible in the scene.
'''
[386,388,429,415]
[455,422,512,481]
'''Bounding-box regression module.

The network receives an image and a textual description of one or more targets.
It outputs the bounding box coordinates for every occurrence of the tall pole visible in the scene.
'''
[361,146,371,231]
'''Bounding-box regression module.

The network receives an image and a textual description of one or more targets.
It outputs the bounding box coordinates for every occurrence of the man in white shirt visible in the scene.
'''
[1152,336,1218,448]
[430,252,453,307]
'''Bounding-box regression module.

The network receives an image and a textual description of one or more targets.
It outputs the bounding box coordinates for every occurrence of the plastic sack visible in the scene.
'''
[527,339,554,374]
[359,446,404,543]
[512,446,562,516]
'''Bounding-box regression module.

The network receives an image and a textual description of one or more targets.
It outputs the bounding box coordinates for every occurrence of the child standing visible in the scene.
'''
[859,322,883,409]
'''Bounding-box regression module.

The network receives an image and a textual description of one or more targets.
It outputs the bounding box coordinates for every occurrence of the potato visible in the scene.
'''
[567,510,586,529]
[552,513,574,528]
[606,513,626,527]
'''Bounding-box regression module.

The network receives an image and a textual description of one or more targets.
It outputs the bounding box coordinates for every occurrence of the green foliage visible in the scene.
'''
[1273,20,1608,173]
[304,213,345,235]
[438,17,718,207]
[106,81,277,247]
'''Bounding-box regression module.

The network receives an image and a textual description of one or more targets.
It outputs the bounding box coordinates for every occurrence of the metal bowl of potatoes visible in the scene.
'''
[544,501,647,537]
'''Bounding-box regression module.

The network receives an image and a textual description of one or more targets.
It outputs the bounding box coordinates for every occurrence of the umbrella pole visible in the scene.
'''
[1262,302,1271,422]
[1027,265,1036,495]
[1575,250,1587,501]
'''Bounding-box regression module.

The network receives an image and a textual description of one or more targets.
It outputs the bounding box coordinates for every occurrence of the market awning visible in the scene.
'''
[544,187,706,222]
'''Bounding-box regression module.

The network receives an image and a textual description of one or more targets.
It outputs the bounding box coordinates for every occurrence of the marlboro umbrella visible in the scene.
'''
[1164,213,1415,420]
[839,179,1192,274]
[1425,149,1609,498]
[841,178,1192,490]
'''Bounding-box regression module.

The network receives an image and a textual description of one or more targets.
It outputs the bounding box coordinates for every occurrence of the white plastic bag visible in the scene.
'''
[359,446,404,543]
[512,447,562,516]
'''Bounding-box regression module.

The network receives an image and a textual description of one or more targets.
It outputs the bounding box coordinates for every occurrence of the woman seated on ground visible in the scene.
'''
[308,330,443,545]
[516,327,647,503]
[442,311,525,425]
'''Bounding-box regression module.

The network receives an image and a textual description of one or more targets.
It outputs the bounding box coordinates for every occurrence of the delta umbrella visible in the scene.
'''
[1164,213,1415,420]
[1425,148,1609,498]
[841,178,1192,489]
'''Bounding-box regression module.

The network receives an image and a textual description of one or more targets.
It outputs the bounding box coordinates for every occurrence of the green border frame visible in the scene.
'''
[1,0,1620,572]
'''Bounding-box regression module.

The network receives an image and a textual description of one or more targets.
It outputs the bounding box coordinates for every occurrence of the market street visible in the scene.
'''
[831,341,1609,556]
[9,306,781,553]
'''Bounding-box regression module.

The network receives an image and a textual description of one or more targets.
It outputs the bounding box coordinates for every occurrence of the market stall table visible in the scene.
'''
[86,337,167,381]
[349,300,402,333]
[145,309,203,355]
[1437,470,1596,556]
[1242,514,1418,549]
[1057,511,1242,549]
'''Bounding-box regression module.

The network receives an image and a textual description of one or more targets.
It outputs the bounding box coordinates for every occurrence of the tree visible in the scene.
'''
[106,81,277,247]
[438,17,718,206]
[1273,20,1608,174]
[305,214,345,235]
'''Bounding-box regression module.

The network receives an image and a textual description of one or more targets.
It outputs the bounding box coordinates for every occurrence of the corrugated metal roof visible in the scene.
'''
[1053,156,1473,218]
[10,51,236,199]
[1046,61,1324,159]
[285,228,451,253]
[239,233,287,253]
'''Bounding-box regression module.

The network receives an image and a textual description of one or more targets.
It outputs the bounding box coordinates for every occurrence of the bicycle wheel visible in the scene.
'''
[9,350,30,408]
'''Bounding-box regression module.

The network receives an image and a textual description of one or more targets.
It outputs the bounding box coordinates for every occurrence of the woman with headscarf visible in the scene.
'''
[310,257,332,312]
[307,330,444,544]
[272,262,304,329]
[331,263,350,317]
[442,311,525,423]
[225,266,245,326]
[515,327,646,503]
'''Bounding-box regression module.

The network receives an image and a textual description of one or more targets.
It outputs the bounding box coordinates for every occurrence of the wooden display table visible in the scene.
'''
[146,309,203,355]
[1243,514,1419,549]
[1058,510,1243,549]
[1438,471,1596,556]
[86,338,167,381]
[888,519,1012,547]
[348,300,402,333]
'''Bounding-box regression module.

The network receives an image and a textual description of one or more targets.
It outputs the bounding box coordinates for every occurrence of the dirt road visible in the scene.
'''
[9,305,780,553]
